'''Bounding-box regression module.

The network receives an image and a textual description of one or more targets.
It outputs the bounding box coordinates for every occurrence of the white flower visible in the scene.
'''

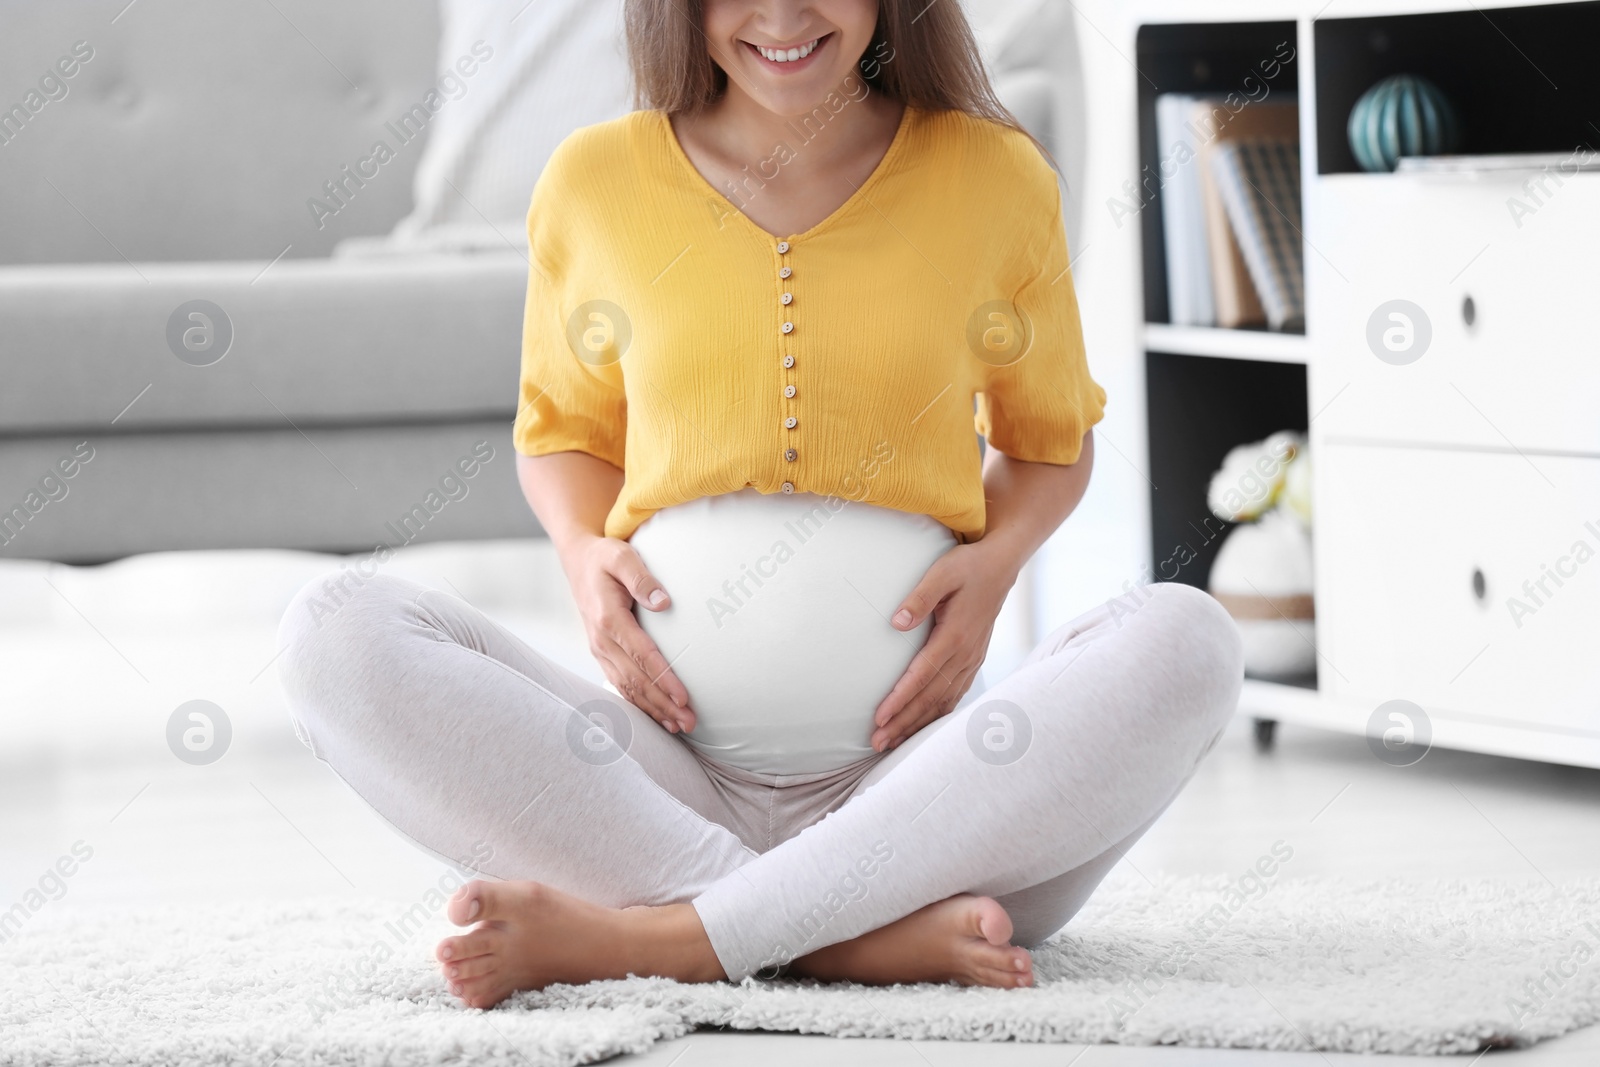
[1282,448,1312,527]
[1207,431,1303,523]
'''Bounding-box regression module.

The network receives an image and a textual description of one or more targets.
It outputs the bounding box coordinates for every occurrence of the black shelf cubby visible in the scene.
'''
[1144,350,1308,595]
[1135,21,1300,326]
[1315,1,1600,174]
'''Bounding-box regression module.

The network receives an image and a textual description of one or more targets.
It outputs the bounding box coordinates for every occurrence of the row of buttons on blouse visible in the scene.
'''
[778,239,797,493]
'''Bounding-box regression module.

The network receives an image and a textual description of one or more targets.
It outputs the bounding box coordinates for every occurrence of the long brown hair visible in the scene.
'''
[623,0,1056,168]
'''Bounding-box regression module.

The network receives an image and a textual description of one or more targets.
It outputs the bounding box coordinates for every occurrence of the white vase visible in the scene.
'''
[1207,509,1315,681]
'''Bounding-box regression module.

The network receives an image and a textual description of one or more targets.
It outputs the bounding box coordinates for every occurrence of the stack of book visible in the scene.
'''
[1155,93,1304,332]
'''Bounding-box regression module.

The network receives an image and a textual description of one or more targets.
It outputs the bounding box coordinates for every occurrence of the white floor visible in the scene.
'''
[2,544,1597,1064]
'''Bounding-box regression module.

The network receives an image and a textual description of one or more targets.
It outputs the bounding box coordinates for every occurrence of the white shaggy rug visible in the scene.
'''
[4,875,1599,1065]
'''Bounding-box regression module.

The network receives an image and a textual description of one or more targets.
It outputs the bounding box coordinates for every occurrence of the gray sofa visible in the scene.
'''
[0,0,535,563]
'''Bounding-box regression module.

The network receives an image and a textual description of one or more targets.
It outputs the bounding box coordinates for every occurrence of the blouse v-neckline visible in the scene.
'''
[654,102,917,244]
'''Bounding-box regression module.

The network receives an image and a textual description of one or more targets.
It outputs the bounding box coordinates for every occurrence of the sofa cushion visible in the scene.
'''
[0,255,525,433]
[0,422,536,563]
[0,1,439,265]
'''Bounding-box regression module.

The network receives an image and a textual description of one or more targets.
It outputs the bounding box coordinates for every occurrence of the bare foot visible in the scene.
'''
[434,883,1031,1008]
[790,894,1033,988]
[434,880,722,1009]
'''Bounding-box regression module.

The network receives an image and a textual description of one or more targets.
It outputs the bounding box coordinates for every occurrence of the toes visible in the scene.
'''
[968,940,1030,975]
[967,896,1015,946]
[453,975,509,1010]
[963,944,1034,989]
[447,880,493,925]
[436,929,496,962]
[970,966,1033,988]
[449,879,543,927]
[443,954,497,982]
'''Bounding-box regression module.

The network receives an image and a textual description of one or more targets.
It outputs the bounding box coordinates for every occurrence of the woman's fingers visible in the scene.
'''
[881,549,1001,750]
[872,673,954,750]
[872,634,960,747]
[876,561,962,728]
[873,658,980,750]
[590,543,692,716]
[872,654,933,732]
[873,606,994,749]
[570,537,691,734]
[612,606,692,711]
[599,608,694,729]
[609,542,672,612]
[600,637,689,731]
[874,621,958,729]
[890,551,958,630]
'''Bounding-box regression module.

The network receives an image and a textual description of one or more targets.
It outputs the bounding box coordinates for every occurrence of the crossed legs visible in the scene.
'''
[277,569,1241,1003]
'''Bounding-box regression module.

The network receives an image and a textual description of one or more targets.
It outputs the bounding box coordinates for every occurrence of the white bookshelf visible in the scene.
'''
[1124,0,1600,766]
[1141,324,1309,364]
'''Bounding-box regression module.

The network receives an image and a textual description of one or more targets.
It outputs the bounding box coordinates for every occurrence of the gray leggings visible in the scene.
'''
[276,571,1242,981]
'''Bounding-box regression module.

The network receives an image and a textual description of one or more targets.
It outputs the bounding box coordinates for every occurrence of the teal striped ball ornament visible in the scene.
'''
[1347,74,1462,172]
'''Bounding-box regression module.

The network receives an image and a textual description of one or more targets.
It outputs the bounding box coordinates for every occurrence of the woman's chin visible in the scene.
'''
[738,82,848,118]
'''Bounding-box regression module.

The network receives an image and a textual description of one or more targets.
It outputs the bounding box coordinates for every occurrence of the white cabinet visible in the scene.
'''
[1315,444,1600,740]
[1309,173,1600,454]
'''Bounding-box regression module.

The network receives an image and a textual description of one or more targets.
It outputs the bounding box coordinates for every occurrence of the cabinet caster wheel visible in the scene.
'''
[1252,717,1277,751]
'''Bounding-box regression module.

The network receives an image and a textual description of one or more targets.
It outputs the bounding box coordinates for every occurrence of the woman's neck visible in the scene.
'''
[673,81,907,237]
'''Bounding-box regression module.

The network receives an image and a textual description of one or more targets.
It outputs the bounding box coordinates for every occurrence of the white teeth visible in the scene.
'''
[756,37,819,63]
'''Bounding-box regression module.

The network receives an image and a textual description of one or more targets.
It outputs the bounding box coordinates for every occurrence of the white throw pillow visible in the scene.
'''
[960,0,1085,253]
[387,0,633,244]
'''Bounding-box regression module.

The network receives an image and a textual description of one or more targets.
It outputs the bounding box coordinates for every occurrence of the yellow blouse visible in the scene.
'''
[511,104,1105,544]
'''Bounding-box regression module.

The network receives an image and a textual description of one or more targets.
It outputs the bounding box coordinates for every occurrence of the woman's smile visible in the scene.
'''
[742,31,833,72]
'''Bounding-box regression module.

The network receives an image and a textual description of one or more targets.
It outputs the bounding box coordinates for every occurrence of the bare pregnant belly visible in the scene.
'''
[629,488,958,775]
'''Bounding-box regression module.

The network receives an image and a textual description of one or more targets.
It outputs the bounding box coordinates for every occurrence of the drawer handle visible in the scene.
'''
[1462,294,1477,329]
[1472,567,1487,602]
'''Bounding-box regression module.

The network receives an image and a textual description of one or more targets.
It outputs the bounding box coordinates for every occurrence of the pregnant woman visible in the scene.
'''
[278,0,1242,1009]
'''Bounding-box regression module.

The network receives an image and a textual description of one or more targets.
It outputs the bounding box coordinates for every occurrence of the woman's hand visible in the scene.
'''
[870,539,1022,752]
[871,434,1097,751]
[566,534,695,734]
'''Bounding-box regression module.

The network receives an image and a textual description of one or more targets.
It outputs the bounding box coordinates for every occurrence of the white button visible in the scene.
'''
[781,322,794,334]
[784,417,797,429]
[779,267,792,279]
[777,241,790,254]
[780,293,793,305]
[781,481,795,493]
[782,355,794,368]
[783,385,796,398]
[784,449,797,462]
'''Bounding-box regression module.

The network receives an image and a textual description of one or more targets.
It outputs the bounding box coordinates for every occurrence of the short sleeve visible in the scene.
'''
[511,189,627,470]
[973,182,1105,465]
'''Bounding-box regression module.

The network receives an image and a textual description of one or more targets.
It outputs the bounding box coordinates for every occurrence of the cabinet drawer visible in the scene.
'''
[1315,443,1600,736]
[1308,172,1600,454]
